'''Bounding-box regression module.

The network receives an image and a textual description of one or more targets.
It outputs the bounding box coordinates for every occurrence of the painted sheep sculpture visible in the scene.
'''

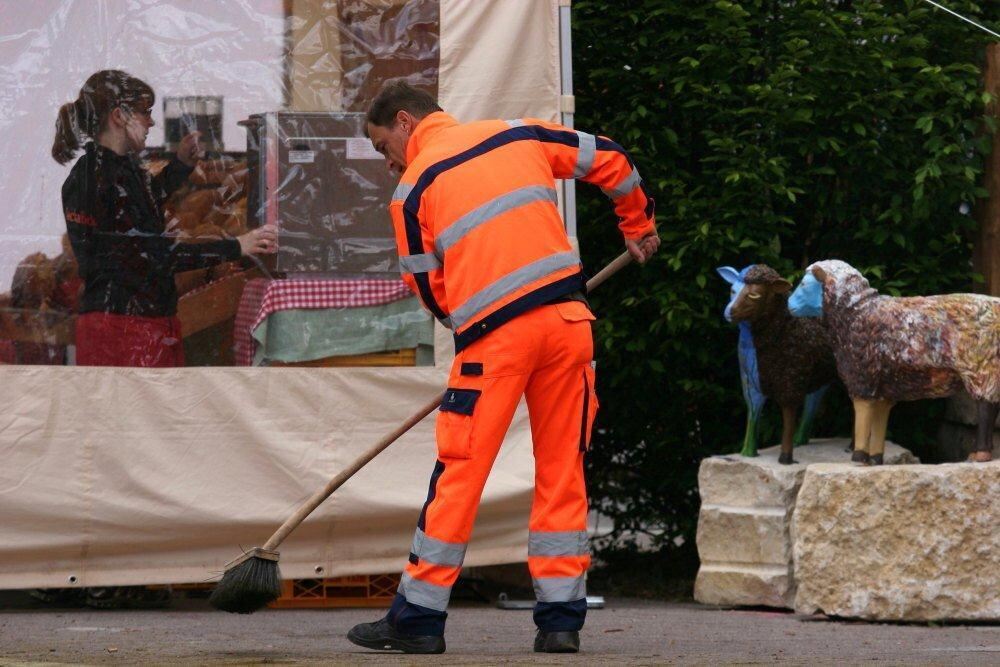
[718,264,839,464]
[788,259,1000,464]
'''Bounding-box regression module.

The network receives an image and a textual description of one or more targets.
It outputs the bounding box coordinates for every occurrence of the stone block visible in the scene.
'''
[698,506,789,564]
[695,439,916,609]
[793,461,1000,621]
[694,564,792,609]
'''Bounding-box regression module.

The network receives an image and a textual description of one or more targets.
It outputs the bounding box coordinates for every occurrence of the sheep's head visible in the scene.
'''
[789,260,870,318]
[717,264,792,323]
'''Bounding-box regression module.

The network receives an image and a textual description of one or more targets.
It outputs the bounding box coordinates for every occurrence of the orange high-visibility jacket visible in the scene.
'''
[390,112,655,351]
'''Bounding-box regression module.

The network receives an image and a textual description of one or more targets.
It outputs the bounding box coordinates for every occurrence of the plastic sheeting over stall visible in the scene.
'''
[0,0,562,366]
[0,0,565,587]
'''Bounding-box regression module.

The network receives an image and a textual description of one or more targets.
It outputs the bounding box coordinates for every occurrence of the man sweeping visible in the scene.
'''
[348,81,659,654]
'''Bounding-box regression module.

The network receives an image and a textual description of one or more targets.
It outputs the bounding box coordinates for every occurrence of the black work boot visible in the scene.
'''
[347,618,445,654]
[534,629,580,653]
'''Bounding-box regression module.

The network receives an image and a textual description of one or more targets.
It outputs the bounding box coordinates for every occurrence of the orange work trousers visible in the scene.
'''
[387,300,598,636]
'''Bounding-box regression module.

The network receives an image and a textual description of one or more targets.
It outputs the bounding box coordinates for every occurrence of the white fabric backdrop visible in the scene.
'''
[0,328,536,588]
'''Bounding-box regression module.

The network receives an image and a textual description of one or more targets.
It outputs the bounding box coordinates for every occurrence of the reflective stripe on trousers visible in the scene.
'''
[533,575,587,603]
[398,571,452,612]
[528,530,589,603]
[410,527,467,567]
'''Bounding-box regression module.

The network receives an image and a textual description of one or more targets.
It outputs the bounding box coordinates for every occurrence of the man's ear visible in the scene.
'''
[811,266,828,283]
[396,109,414,133]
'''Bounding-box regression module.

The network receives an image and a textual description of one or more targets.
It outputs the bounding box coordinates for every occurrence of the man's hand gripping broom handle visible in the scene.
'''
[261,251,635,553]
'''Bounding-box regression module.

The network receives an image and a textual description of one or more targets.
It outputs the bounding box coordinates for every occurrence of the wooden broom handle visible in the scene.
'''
[586,250,634,293]
[262,250,635,552]
[262,394,440,551]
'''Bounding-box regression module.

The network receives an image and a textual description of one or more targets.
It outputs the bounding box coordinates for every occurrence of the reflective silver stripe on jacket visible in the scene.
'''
[528,530,589,558]
[449,251,581,332]
[393,183,414,204]
[435,186,558,255]
[574,132,596,179]
[601,166,641,200]
[399,571,452,611]
[399,253,442,275]
[505,119,526,128]
[533,575,587,603]
[410,528,467,567]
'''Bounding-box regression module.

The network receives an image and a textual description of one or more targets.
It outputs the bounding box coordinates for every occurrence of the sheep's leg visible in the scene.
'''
[740,398,765,458]
[851,398,874,464]
[867,400,894,465]
[969,400,998,463]
[793,385,828,446]
[778,404,798,465]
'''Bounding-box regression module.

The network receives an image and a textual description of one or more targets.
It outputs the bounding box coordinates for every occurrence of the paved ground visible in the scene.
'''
[2,592,999,665]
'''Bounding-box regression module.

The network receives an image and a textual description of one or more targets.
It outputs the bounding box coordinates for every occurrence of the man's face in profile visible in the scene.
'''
[367,110,415,175]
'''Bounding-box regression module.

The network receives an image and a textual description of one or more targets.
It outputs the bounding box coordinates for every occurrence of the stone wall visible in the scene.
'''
[793,461,1000,621]
[694,439,917,609]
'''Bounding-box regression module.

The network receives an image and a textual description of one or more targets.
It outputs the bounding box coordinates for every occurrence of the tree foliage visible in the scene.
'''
[574,0,999,556]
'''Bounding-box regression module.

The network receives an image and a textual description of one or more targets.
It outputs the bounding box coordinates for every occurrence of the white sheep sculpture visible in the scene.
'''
[788,260,999,465]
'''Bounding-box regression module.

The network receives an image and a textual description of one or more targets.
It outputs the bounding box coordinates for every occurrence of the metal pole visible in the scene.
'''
[559,2,578,240]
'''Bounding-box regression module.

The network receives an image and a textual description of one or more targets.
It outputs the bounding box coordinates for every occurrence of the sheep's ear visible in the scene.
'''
[811,266,828,283]
[771,278,793,294]
[716,266,740,285]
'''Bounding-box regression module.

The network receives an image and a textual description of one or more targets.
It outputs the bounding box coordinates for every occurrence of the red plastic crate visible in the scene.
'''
[267,573,400,609]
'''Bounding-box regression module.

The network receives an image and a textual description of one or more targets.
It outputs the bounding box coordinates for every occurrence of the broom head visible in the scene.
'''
[209,547,282,614]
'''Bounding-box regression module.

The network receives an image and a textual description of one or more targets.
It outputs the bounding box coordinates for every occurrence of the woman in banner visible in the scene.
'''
[52,69,277,367]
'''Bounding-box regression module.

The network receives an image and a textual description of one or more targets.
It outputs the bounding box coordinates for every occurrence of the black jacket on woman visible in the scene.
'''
[61,142,240,317]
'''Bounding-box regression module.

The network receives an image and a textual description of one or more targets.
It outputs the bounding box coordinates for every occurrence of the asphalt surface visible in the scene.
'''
[1,592,999,665]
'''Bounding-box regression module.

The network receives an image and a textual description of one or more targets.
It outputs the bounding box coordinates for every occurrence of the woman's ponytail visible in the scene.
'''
[52,100,82,165]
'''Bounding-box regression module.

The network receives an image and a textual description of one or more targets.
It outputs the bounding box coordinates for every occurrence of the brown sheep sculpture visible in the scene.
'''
[719,264,840,464]
[788,259,1000,464]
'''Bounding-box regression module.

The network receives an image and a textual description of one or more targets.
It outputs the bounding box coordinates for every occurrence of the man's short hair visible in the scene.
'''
[366,80,442,130]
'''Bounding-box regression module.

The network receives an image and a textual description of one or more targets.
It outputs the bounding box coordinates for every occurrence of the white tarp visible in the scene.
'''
[0,0,564,588]
[0,324,536,588]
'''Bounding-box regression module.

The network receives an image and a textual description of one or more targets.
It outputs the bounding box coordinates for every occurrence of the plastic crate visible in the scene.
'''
[267,574,400,609]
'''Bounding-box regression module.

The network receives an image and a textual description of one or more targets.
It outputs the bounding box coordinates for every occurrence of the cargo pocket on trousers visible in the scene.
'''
[580,366,599,451]
[555,300,596,323]
[437,387,481,459]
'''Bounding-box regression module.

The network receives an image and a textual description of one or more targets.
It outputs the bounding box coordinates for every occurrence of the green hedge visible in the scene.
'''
[573,0,999,557]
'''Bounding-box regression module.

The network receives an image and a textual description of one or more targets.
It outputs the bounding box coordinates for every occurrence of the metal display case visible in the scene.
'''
[243,111,399,277]
[164,96,224,152]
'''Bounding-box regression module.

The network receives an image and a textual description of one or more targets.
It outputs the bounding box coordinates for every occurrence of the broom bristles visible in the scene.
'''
[209,555,282,614]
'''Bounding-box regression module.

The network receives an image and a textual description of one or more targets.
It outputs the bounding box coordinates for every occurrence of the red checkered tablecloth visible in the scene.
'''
[234,277,414,365]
